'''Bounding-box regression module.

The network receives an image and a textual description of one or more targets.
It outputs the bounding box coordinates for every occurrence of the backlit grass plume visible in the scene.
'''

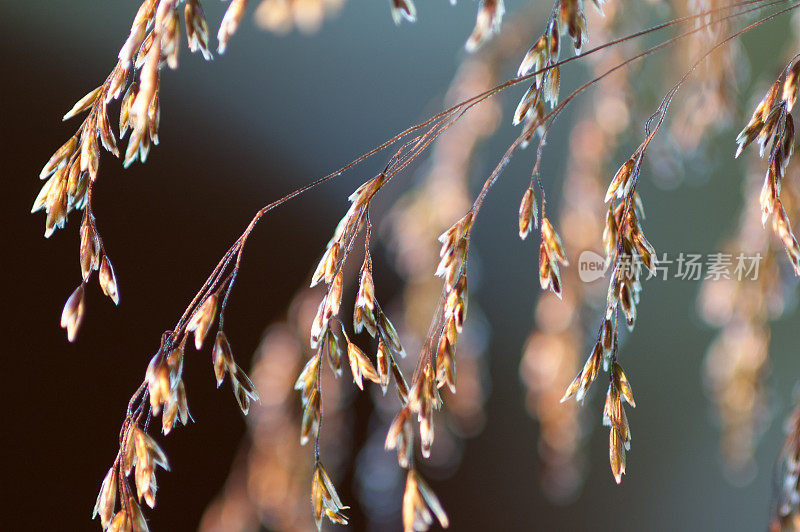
[31,0,800,530]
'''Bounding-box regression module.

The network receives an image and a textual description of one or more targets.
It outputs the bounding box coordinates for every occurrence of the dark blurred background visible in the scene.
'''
[3,1,800,530]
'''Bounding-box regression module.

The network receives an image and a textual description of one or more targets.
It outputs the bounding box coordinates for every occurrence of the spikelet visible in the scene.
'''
[311,463,349,530]
[402,469,449,532]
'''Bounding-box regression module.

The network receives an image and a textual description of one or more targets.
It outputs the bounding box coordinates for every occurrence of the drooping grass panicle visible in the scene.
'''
[520,0,631,498]
[31,0,800,530]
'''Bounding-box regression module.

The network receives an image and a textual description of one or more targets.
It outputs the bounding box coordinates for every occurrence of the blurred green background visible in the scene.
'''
[2,0,799,530]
